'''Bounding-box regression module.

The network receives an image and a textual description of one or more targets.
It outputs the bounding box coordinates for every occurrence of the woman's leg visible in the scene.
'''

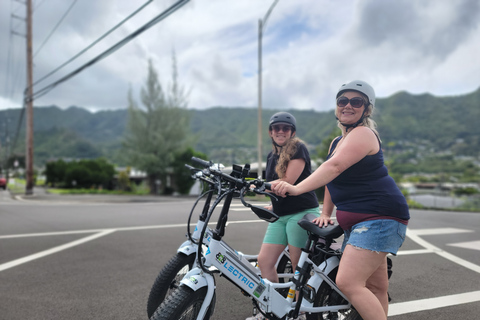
[366,256,389,316]
[257,243,287,282]
[336,245,389,320]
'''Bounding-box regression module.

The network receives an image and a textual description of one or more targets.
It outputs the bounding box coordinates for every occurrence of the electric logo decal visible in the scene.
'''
[219,253,256,289]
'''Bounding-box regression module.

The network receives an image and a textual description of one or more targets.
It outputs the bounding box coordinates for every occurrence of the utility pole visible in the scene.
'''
[257,0,279,179]
[25,0,34,195]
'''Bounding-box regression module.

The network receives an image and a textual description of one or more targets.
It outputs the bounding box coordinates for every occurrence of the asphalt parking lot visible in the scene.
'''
[1,189,480,319]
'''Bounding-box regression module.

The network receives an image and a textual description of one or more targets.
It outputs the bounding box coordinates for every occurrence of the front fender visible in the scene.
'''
[180,268,210,291]
[177,240,197,256]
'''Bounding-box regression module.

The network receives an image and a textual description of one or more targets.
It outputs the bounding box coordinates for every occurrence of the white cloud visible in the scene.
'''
[0,0,479,113]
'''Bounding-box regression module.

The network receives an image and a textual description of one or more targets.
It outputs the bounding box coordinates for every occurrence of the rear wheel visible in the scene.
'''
[306,268,362,320]
[277,253,293,283]
[147,253,195,318]
[151,286,215,320]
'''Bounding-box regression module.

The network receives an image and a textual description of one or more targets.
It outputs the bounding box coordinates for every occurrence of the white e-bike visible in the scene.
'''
[147,160,292,318]
[150,157,362,320]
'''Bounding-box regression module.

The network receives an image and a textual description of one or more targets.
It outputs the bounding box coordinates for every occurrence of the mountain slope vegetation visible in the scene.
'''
[1,87,479,167]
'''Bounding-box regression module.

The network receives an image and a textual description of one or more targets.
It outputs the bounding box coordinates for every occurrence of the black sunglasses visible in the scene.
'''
[271,125,292,132]
[336,96,365,108]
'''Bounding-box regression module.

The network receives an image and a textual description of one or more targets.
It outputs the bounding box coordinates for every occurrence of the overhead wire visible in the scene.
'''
[30,0,191,101]
[33,0,154,86]
[33,0,78,57]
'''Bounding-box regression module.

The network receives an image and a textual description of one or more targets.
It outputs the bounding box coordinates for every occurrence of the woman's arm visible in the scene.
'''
[282,158,305,184]
[312,186,334,227]
[271,127,378,196]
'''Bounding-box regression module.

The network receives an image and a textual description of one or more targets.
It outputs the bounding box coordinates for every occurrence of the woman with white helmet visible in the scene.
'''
[271,81,410,320]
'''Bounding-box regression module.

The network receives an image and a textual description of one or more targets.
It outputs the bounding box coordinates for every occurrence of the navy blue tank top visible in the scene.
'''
[326,136,410,220]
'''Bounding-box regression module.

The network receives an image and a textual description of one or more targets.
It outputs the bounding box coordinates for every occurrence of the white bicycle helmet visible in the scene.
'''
[337,80,375,107]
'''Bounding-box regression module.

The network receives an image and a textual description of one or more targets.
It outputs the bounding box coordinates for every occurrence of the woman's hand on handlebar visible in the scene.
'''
[270,180,299,197]
[312,214,334,227]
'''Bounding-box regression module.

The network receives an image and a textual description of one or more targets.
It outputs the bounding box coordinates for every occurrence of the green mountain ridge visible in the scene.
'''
[1,87,479,167]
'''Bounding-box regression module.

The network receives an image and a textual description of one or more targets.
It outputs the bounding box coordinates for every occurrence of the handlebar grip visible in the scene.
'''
[264,182,272,190]
[191,157,212,168]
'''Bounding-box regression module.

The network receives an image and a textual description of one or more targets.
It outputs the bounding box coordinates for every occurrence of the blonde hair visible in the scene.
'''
[273,137,305,179]
[336,91,380,139]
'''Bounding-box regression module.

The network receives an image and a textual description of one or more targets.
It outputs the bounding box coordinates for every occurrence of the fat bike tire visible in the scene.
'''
[306,268,363,320]
[150,286,215,320]
[147,253,195,318]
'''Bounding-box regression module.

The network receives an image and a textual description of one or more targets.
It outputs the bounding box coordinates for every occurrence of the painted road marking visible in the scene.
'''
[447,240,480,251]
[410,228,474,236]
[389,290,480,316]
[407,229,480,274]
[0,230,116,272]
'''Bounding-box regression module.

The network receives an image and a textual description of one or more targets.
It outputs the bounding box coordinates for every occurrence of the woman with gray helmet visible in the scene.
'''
[246,112,319,320]
[271,81,410,320]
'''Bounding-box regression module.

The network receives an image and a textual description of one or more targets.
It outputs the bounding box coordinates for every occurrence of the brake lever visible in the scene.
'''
[254,189,278,201]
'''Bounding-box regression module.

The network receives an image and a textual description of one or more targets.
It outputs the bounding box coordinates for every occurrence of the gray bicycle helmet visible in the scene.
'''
[269,112,296,131]
[336,80,375,107]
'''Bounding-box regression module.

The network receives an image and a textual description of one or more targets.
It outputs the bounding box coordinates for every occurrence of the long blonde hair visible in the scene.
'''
[273,137,304,179]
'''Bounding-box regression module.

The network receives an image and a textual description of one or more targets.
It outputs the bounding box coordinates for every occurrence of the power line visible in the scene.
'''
[30,0,191,101]
[33,0,78,57]
[33,0,153,86]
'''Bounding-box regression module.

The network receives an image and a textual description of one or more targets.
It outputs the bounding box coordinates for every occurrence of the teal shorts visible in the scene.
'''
[263,207,320,248]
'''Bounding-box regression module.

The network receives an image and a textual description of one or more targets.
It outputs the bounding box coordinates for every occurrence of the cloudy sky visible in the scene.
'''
[1,0,479,113]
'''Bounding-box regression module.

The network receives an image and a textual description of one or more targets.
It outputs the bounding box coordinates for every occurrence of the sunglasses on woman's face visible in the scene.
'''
[336,96,365,108]
[271,125,292,133]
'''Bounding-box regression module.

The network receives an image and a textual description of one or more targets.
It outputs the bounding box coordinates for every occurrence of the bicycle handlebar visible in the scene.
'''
[187,157,274,197]
[191,156,213,168]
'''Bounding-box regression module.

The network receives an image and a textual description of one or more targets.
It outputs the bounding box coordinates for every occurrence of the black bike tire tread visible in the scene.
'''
[151,286,212,320]
[147,253,195,318]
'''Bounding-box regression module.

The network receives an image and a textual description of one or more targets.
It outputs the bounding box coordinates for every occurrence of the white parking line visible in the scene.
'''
[411,228,474,236]
[389,290,480,316]
[448,240,480,251]
[0,230,116,272]
[396,248,434,255]
[407,229,480,274]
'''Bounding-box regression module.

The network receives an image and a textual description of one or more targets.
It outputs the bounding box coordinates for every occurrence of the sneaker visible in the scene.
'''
[245,313,266,320]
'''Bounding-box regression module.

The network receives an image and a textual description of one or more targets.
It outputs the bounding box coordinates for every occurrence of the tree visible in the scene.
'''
[172,147,208,194]
[316,127,341,161]
[123,56,192,194]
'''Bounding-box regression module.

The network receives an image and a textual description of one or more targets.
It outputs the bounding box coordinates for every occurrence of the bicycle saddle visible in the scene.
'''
[298,213,344,239]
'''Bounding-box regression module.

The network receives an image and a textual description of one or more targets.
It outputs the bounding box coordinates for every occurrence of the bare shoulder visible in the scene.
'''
[346,127,373,139]
[346,127,379,153]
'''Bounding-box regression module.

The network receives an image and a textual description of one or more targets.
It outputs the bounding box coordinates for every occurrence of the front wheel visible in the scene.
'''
[151,286,216,320]
[147,253,195,318]
[306,268,362,320]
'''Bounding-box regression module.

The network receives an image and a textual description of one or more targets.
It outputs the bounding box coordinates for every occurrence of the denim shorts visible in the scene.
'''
[341,219,407,255]
[263,207,320,248]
